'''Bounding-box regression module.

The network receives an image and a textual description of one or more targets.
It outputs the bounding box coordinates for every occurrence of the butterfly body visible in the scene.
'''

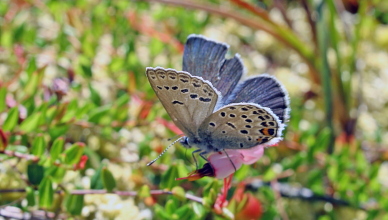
[146,35,290,158]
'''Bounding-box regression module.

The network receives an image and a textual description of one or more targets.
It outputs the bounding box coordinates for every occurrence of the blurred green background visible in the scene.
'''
[1,0,388,219]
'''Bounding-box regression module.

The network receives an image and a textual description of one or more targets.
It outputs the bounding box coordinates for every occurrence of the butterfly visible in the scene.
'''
[146,34,290,162]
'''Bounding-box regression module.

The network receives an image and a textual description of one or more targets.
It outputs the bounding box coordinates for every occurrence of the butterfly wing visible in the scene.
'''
[197,103,284,151]
[225,75,290,123]
[183,35,244,103]
[146,67,221,137]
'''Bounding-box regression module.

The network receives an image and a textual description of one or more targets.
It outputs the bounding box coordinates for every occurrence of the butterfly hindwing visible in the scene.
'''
[226,75,290,123]
[198,103,284,150]
[146,67,220,137]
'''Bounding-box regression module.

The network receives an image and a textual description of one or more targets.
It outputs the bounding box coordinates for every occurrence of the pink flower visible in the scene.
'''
[177,144,266,181]
[209,146,265,179]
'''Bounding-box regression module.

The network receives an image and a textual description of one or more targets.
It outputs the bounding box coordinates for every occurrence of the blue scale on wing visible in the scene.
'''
[183,35,244,104]
[225,76,290,124]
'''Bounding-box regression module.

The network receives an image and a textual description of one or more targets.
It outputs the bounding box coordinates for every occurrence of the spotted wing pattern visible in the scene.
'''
[198,103,283,151]
[146,67,220,137]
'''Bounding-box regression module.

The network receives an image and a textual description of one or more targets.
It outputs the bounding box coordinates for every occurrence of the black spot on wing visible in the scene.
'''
[227,122,236,129]
[240,130,248,134]
[199,97,211,102]
[172,100,184,105]
[190,94,198,99]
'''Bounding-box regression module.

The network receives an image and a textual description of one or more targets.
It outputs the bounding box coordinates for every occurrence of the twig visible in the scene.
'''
[228,0,274,25]
[1,150,39,162]
[274,0,294,29]
[140,0,321,84]
[246,179,361,209]
[0,206,66,220]
[300,0,318,48]
[0,188,204,204]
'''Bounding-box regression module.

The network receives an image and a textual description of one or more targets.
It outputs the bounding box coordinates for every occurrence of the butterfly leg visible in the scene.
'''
[199,151,209,162]
[223,149,237,172]
[191,149,202,170]
[192,149,209,170]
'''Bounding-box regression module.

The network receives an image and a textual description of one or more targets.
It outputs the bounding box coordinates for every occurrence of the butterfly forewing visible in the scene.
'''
[146,67,220,137]
[198,103,283,149]
[183,35,243,102]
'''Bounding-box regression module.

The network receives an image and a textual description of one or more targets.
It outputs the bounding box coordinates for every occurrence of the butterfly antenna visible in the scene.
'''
[167,134,184,141]
[223,149,237,172]
[147,136,184,166]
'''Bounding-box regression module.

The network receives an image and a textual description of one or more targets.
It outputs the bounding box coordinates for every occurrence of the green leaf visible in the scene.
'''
[45,166,66,183]
[203,179,220,195]
[20,112,42,133]
[39,176,54,209]
[64,142,85,165]
[154,203,172,220]
[160,164,179,190]
[48,124,70,140]
[114,93,130,107]
[192,202,206,219]
[2,107,19,131]
[0,87,6,112]
[139,185,151,198]
[24,72,42,95]
[101,167,116,192]
[26,57,37,76]
[65,193,84,215]
[27,163,44,185]
[31,135,46,156]
[50,137,64,161]
[88,83,101,106]
[234,164,250,181]
[175,204,192,219]
[149,38,165,57]
[88,105,111,124]
[60,100,78,123]
[90,165,104,190]
[26,186,36,207]
[172,186,186,202]
[81,64,92,77]
[165,199,177,215]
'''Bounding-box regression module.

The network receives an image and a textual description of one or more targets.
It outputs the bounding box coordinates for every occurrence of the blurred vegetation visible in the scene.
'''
[0,0,388,219]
